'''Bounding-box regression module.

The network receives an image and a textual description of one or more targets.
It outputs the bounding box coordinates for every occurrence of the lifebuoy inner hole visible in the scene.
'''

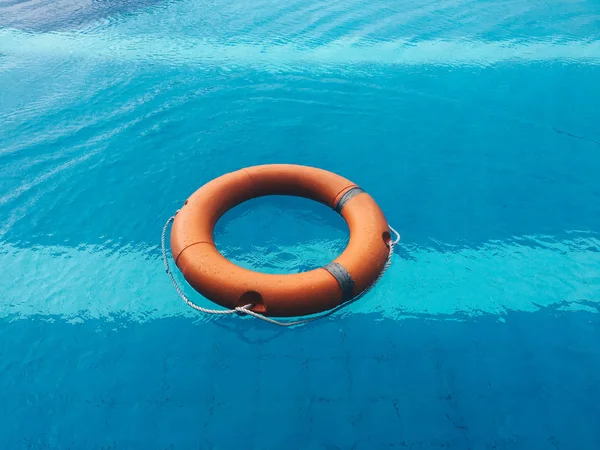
[213,195,348,274]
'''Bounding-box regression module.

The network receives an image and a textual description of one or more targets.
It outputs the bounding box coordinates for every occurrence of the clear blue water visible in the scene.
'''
[1,0,600,447]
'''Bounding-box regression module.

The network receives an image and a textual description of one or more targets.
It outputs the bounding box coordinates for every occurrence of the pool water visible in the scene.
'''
[1,0,600,447]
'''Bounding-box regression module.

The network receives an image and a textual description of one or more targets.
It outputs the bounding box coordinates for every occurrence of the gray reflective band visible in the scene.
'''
[334,187,365,213]
[322,262,355,302]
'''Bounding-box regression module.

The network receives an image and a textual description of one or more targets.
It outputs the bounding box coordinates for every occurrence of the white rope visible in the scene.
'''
[161,213,400,327]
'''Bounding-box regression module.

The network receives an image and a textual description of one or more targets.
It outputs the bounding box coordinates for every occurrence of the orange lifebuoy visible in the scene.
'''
[170,164,393,317]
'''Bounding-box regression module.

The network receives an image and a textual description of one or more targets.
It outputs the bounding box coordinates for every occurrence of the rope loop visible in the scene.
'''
[161,214,399,327]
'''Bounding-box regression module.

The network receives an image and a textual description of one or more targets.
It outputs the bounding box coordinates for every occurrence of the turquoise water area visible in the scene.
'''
[1,0,600,447]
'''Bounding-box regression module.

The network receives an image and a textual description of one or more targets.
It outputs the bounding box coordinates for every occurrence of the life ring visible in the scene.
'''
[170,164,394,317]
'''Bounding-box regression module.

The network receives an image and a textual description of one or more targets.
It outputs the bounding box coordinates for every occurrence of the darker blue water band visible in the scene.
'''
[322,262,355,302]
